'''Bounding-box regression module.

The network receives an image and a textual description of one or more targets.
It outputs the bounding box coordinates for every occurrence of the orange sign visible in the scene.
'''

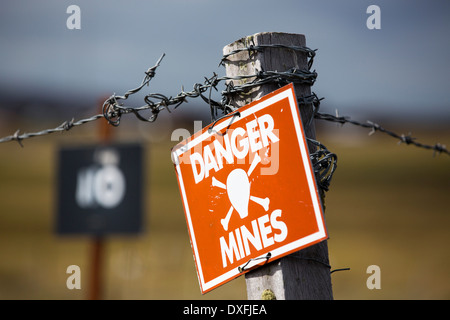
[172,83,328,294]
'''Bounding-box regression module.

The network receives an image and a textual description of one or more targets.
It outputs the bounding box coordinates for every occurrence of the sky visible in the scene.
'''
[1,0,449,121]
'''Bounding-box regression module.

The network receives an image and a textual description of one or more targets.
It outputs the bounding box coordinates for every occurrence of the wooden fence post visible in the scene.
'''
[223,32,333,300]
[89,96,112,300]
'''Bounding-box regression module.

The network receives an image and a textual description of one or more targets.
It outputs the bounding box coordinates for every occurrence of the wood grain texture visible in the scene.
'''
[223,32,333,300]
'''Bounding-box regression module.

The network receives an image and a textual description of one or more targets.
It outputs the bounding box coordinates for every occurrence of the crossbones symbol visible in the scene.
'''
[212,153,270,231]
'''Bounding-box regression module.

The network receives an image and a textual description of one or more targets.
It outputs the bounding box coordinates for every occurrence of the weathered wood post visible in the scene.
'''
[89,96,112,300]
[223,32,333,300]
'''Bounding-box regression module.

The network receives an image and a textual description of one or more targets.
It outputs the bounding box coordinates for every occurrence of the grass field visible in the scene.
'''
[0,118,449,300]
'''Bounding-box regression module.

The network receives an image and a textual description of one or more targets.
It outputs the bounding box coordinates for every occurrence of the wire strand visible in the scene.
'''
[0,46,447,158]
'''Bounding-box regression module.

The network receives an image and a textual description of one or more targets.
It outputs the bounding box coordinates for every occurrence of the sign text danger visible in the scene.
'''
[190,114,279,184]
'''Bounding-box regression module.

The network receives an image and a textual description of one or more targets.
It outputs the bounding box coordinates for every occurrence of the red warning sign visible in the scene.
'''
[172,83,328,294]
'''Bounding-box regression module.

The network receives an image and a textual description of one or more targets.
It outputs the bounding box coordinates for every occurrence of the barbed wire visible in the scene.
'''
[314,112,450,156]
[0,45,447,158]
[294,92,449,156]
[0,53,317,145]
[220,43,317,69]
[313,108,448,157]
[307,138,338,191]
[0,115,104,148]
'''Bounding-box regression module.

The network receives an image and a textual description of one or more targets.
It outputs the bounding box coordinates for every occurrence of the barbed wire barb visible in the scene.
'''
[0,45,447,158]
[313,110,449,156]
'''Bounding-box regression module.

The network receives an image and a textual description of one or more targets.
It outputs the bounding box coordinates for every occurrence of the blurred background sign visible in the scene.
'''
[56,143,143,235]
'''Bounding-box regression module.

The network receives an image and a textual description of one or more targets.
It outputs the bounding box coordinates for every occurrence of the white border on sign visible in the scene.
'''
[173,85,327,293]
